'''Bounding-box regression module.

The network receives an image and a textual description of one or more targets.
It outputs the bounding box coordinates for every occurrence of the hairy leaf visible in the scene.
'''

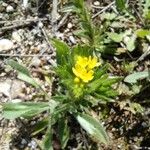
[2,102,49,120]
[76,113,109,145]
[124,71,149,83]
[52,39,70,65]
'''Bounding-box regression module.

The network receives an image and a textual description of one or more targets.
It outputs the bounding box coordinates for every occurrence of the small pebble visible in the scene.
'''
[31,57,41,67]
[55,32,64,39]
[69,35,76,44]
[67,23,73,29]
[38,21,43,28]
[2,2,8,7]
[12,31,22,42]
[94,1,100,6]
[0,39,14,52]
[28,140,37,149]
[6,5,14,12]
[141,122,148,128]
[117,145,121,149]
[21,139,27,145]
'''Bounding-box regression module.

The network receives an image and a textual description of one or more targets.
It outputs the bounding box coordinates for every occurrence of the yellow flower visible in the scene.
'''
[72,55,100,83]
[76,56,88,68]
[87,56,101,69]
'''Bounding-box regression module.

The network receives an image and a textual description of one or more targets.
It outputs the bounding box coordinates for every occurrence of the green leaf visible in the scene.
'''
[7,59,30,76]
[74,30,91,40]
[52,39,70,65]
[102,77,120,86]
[101,13,117,20]
[76,113,109,145]
[115,0,126,11]
[7,59,39,88]
[42,125,53,150]
[93,93,115,104]
[124,71,149,83]
[18,72,39,88]
[143,0,150,18]
[72,44,92,57]
[136,29,150,38]
[107,32,124,42]
[32,118,49,136]
[87,75,108,93]
[61,5,78,13]
[2,102,49,120]
[124,35,136,52]
[58,118,69,148]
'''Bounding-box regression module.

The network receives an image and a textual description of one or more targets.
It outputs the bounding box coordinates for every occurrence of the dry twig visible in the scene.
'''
[136,47,150,63]
[57,12,70,30]
[0,18,48,32]
[92,1,115,19]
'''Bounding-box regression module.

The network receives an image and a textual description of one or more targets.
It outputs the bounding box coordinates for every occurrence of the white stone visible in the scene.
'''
[38,22,43,28]
[22,0,29,8]
[0,79,25,98]
[10,80,25,98]
[12,31,22,42]
[31,57,41,67]
[2,2,8,7]
[69,35,76,44]
[0,39,14,52]
[67,23,73,29]
[94,1,100,6]
[0,80,11,97]
[6,5,14,12]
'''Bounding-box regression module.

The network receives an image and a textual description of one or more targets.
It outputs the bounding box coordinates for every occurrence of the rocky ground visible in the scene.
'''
[0,0,150,150]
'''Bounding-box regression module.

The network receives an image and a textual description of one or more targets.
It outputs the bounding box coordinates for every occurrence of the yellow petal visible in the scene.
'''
[76,56,88,68]
[88,57,98,69]
[82,70,94,82]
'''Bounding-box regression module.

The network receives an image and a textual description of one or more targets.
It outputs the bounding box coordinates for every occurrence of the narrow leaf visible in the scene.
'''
[7,59,30,76]
[76,113,109,145]
[32,118,49,136]
[43,125,53,150]
[18,72,39,88]
[2,102,49,120]
[7,59,39,88]
[58,118,69,148]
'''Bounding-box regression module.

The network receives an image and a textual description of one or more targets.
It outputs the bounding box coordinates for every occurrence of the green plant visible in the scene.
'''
[2,40,119,149]
[1,0,122,149]
[62,0,109,52]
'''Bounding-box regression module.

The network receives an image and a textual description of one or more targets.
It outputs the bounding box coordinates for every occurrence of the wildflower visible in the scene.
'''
[72,55,100,83]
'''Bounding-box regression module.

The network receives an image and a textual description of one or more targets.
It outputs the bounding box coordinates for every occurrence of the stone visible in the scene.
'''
[69,35,76,44]
[12,31,22,42]
[6,5,14,12]
[94,1,100,6]
[0,39,14,52]
[31,57,41,67]
[0,79,25,99]
[67,23,73,29]
[0,79,11,97]
[10,80,25,98]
